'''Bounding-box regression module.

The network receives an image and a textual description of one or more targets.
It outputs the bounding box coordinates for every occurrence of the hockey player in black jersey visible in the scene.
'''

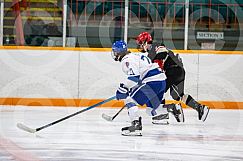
[136,32,210,122]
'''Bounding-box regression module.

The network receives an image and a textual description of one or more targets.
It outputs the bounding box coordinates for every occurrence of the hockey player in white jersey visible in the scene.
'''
[111,40,184,136]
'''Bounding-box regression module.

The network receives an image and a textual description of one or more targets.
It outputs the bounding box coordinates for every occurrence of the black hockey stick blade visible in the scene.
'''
[17,123,37,133]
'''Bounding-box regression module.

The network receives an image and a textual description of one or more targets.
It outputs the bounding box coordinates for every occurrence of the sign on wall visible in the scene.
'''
[197,32,224,40]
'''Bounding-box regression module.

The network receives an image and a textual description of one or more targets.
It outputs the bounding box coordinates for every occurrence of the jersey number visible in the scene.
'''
[141,55,151,64]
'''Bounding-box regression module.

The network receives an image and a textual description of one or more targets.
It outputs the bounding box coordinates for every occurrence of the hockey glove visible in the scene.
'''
[116,83,129,100]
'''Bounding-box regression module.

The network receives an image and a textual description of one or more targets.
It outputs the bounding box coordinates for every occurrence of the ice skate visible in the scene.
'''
[197,105,210,121]
[152,113,169,125]
[167,103,184,122]
[121,117,142,136]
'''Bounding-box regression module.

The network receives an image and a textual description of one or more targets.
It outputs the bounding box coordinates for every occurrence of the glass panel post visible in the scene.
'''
[63,0,67,47]
[0,0,4,46]
[124,0,128,43]
[184,0,189,50]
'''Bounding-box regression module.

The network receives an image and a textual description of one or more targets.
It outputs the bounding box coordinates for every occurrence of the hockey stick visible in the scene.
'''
[102,105,126,122]
[17,96,116,133]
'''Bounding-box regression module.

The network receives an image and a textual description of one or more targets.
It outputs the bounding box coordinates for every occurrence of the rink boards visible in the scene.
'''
[0,46,243,109]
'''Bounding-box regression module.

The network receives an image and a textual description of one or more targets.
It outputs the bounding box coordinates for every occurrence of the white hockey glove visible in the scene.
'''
[116,83,129,100]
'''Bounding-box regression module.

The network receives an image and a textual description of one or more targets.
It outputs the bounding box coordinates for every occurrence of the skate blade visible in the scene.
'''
[152,120,169,125]
[121,130,142,136]
[201,106,210,122]
[174,104,185,122]
[179,108,185,122]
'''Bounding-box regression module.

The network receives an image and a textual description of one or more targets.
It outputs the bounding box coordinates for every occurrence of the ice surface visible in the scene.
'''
[0,106,243,161]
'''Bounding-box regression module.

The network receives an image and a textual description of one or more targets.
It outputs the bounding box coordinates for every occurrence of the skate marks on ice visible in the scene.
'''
[0,107,243,161]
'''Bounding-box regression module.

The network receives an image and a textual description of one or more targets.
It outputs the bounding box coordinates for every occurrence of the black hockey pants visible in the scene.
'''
[165,66,185,101]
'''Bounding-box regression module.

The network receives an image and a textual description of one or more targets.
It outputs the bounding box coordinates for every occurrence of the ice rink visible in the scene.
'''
[0,106,243,161]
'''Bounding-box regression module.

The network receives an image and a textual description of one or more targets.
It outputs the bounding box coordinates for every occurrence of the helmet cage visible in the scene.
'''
[137,40,152,52]
[111,50,127,62]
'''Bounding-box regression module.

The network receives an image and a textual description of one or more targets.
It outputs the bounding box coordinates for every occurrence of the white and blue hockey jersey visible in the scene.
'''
[121,52,166,89]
